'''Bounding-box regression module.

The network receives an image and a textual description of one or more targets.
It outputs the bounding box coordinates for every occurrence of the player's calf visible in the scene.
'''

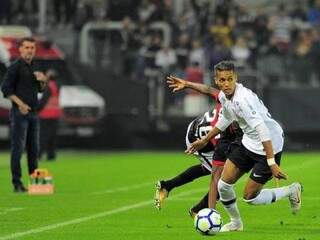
[242,182,302,215]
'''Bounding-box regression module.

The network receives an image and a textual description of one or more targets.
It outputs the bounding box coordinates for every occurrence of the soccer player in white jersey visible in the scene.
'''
[186,61,302,232]
[154,108,242,216]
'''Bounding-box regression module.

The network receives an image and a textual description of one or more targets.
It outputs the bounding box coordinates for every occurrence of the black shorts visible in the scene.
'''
[212,138,231,166]
[228,142,282,184]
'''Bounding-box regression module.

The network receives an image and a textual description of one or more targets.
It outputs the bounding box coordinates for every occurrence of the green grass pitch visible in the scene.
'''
[0,151,319,240]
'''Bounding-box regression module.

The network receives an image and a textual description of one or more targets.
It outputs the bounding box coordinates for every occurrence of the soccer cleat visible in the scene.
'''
[220,220,243,232]
[154,181,169,210]
[188,208,197,219]
[288,182,302,214]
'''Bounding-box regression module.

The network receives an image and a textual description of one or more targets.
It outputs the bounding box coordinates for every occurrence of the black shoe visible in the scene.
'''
[188,208,197,218]
[13,184,27,193]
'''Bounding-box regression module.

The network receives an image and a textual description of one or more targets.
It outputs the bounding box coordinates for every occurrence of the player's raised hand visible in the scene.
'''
[185,138,208,155]
[270,164,288,180]
[166,75,187,92]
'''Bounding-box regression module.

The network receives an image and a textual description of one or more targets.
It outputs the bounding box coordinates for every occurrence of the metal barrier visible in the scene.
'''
[144,68,165,119]
[79,21,171,66]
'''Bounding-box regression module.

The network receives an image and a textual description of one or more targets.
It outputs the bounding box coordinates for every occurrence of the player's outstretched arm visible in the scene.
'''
[166,75,219,96]
[185,127,221,154]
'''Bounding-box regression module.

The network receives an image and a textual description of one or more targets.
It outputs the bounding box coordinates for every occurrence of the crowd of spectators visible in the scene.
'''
[0,0,79,28]
[93,0,320,88]
[1,0,320,87]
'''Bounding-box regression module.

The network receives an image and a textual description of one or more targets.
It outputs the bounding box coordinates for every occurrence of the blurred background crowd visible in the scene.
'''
[0,0,319,150]
[1,0,320,86]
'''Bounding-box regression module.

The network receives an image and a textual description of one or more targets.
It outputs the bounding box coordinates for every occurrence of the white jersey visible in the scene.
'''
[216,83,284,155]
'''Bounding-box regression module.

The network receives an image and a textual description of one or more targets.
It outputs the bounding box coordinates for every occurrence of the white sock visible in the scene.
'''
[244,186,291,205]
[218,179,241,222]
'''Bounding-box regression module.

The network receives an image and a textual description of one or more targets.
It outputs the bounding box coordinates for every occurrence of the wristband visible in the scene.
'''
[267,158,276,166]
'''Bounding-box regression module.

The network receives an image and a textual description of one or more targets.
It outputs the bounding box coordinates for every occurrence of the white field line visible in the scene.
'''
[91,182,153,195]
[0,188,207,240]
[0,208,24,216]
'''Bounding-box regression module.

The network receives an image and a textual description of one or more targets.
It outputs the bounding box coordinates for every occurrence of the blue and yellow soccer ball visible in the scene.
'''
[194,208,222,235]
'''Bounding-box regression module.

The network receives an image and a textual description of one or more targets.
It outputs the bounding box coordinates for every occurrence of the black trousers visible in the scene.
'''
[39,119,58,160]
[10,107,39,186]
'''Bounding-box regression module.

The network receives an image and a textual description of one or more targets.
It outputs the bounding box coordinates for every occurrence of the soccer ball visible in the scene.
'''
[194,208,222,235]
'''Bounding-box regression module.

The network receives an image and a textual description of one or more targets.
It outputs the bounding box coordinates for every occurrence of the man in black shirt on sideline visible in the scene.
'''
[1,37,47,192]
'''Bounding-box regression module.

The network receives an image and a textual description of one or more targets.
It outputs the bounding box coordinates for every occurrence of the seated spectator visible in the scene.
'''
[307,0,320,26]
[185,61,204,88]
[175,33,191,69]
[189,39,206,71]
[209,16,233,47]
[256,35,287,86]
[155,44,177,73]
[209,36,232,67]
[142,33,162,69]
[289,30,313,86]
[231,36,251,68]
[138,0,156,22]
[121,16,142,75]
[290,0,307,21]
[310,28,320,84]
[268,4,292,53]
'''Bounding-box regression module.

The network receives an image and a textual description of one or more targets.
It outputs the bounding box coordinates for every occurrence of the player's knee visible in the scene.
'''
[217,179,234,197]
[218,179,237,205]
[218,179,232,192]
